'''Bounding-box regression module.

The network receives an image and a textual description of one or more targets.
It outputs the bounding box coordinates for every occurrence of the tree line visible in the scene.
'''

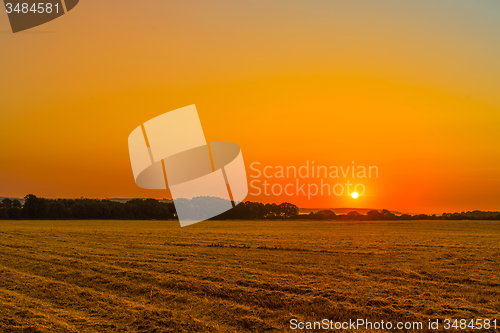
[0,195,300,220]
[0,195,176,220]
[1,195,499,221]
[300,209,500,220]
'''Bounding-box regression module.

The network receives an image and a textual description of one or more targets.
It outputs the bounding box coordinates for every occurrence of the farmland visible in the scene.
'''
[0,220,498,332]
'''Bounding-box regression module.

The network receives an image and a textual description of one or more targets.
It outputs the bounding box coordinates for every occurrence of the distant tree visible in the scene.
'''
[314,210,337,220]
[279,203,299,219]
[7,207,22,219]
[345,211,362,220]
[380,209,396,220]
[0,202,8,219]
[367,210,383,220]
[2,198,13,209]
[23,194,49,219]
[48,200,69,219]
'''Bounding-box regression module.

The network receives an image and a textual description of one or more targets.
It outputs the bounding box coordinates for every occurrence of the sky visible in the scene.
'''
[1,0,499,214]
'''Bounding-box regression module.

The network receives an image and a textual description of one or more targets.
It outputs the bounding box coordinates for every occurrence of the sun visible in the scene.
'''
[351,192,359,199]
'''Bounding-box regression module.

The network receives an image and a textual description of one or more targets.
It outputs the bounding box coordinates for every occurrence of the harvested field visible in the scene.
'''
[0,220,498,332]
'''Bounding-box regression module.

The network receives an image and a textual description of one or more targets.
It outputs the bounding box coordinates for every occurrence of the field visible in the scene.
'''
[0,220,498,332]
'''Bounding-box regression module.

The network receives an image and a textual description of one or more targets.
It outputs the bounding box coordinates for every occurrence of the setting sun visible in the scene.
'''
[351,192,359,199]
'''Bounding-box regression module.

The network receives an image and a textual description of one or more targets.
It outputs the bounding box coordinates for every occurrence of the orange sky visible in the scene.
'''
[1,1,499,214]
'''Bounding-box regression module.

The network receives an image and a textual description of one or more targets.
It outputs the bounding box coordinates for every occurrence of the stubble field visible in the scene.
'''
[0,220,498,332]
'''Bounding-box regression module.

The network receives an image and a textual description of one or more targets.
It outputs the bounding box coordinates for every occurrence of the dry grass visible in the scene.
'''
[0,220,498,332]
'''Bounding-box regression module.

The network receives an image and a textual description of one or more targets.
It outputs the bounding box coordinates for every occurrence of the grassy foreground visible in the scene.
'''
[0,220,498,332]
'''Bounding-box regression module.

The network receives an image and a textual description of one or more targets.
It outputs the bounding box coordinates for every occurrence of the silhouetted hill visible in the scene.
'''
[106,198,173,204]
